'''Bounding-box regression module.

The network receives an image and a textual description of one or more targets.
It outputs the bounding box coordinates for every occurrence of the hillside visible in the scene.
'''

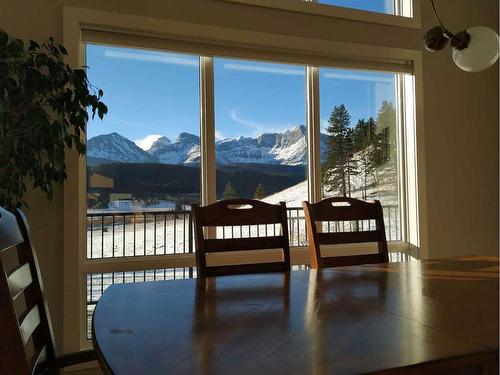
[263,157,399,207]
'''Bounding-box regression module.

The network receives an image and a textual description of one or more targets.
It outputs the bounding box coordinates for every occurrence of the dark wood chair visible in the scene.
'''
[302,197,389,268]
[191,199,291,277]
[0,207,96,374]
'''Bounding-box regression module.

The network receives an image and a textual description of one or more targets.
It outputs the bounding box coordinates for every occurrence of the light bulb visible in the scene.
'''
[452,26,500,72]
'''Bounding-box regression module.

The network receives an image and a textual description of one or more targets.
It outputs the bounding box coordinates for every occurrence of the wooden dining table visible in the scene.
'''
[92,256,499,374]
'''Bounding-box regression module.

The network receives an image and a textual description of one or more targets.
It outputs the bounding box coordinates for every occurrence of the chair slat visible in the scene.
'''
[19,304,41,345]
[205,236,284,252]
[318,231,380,245]
[30,345,47,374]
[310,198,379,222]
[197,199,283,226]
[7,262,33,299]
[313,206,379,221]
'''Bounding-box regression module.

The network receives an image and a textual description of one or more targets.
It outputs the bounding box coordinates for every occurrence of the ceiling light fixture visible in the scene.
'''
[423,0,499,72]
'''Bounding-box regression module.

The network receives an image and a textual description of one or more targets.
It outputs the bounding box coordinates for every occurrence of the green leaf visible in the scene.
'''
[35,53,47,67]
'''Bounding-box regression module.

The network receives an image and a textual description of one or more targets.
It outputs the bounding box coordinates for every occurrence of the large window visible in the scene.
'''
[315,0,395,15]
[86,45,200,259]
[214,58,307,207]
[81,41,415,344]
[319,68,401,240]
[223,0,414,21]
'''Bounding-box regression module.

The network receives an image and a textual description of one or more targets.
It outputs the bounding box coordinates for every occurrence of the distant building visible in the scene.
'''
[87,173,115,209]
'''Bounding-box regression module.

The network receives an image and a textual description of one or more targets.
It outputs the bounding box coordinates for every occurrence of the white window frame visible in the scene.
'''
[219,0,421,29]
[62,6,427,359]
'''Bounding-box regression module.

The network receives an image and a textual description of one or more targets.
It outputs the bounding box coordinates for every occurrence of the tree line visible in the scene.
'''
[322,100,396,198]
[222,181,266,200]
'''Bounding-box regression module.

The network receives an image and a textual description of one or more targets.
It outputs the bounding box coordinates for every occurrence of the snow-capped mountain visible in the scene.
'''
[214,125,311,165]
[87,125,328,166]
[148,136,172,154]
[150,133,200,164]
[87,132,153,163]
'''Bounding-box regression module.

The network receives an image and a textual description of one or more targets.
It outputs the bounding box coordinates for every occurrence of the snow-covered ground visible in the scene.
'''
[262,179,307,207]
[262,157,401,240]
[87,212,192,258]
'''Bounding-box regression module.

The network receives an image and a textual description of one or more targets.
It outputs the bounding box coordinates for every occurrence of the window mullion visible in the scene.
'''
[396,73,408,244]
[306,65,321,203]
[200,56,216,206]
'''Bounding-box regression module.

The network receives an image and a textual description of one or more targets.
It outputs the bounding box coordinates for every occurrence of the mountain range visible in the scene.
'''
[87,125,328,166]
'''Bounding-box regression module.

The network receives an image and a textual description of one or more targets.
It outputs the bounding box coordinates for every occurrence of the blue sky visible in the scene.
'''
[86,43,395,150]
[318,0,394,14]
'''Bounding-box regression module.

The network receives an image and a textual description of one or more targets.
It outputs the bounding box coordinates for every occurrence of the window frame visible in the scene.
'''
[63,6,426,356]
[218,0,421,29]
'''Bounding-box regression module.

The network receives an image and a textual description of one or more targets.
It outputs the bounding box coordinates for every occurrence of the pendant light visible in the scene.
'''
[423,0,499,72]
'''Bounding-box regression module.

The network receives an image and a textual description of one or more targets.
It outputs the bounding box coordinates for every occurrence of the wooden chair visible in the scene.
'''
[191,199,291,277]
[0,207,96,374]
[302,197,389,268]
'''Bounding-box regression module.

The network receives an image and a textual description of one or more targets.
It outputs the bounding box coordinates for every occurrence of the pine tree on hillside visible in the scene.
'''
[352,117,377,197]
[365,117,377,150]
[358,146,375,199]
[373,101,396,165]
[254,182,266,200]
[353,119,367,152]
[323,104,354,197]
[353,118,377,152]
[345,127,358,197]
[222,181,238,200]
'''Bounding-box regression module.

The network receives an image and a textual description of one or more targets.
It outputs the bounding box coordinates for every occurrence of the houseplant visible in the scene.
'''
[0,28,107,207]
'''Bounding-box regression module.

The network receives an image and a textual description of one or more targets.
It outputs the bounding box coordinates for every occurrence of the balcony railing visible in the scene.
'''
[86,205,400,259]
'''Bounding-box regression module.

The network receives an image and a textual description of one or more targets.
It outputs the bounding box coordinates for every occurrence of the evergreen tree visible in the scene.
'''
[254,182,266,200]
[352,117,377,197]
[373,101,396,166]
[357,146,375,199]
[353,119,366,152]
[353,117,377,152]
[222,181,238,200]
[323,104,353,197]
[345,127,358,197]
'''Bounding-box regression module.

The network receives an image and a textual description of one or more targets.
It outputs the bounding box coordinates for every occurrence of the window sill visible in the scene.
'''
[219,0,421,29]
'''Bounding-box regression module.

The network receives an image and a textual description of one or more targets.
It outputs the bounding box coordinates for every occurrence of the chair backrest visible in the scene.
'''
[302,197,389,268]
[0,207,56,375]
[191,199,291,277]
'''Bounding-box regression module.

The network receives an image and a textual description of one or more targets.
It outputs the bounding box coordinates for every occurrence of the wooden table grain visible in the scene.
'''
[92,257,499,374]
